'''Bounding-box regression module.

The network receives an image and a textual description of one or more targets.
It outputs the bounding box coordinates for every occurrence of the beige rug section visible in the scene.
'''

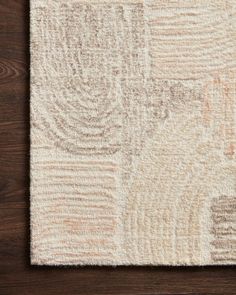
[30,0,236,265]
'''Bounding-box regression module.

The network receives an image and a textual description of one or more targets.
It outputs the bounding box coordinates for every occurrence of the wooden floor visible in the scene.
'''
[0,1,235,294]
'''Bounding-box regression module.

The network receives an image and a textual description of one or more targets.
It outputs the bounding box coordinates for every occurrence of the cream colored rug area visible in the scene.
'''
[30,0,236,265]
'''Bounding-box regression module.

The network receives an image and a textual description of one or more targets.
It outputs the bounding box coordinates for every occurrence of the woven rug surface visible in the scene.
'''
[30,0,236,265]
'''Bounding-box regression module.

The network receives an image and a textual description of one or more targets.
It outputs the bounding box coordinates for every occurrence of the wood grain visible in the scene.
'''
[0,0,235,294]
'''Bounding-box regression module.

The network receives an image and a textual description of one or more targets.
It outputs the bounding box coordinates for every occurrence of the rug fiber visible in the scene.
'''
[30,0,236,265]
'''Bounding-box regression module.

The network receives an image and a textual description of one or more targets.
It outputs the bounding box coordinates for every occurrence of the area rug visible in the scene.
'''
[30,0,236,265]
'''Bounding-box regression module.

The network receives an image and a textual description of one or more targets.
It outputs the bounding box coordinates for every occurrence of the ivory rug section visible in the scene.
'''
[30,0,236,265]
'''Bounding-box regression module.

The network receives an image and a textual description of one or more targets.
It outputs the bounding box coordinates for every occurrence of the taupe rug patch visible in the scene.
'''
[30,0,236,265]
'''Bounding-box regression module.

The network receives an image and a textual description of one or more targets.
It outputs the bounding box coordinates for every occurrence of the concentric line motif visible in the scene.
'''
[31,0,236,265]
[211,196,236,263]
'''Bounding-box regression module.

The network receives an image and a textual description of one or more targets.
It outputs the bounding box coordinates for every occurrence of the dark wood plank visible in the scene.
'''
[0,1,235,294]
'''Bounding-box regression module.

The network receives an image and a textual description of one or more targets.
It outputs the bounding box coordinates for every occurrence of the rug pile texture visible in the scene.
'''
[30,0,236,265]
